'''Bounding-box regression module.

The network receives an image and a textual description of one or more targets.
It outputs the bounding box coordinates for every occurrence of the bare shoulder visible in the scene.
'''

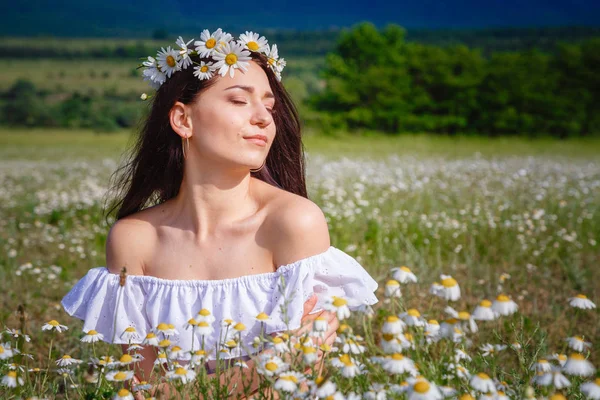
[264,188,331,267]
[105,211,158,276]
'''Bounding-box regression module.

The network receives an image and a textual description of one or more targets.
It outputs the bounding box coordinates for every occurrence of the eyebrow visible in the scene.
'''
[224,85,275,99]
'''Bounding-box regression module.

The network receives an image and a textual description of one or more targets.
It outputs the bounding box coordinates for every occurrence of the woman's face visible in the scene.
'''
[187,60,276,171]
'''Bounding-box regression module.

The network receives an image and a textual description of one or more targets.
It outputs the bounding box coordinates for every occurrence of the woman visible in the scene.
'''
[61,29,379,398]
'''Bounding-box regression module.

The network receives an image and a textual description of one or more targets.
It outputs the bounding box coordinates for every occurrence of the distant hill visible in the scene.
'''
[2,0,599,37]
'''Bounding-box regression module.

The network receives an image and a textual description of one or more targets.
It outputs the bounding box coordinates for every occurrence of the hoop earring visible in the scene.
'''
[250,160,266,173]
[182,135,190,159]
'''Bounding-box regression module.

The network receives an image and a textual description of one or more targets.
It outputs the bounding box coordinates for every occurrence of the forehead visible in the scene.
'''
[210,61,272,94]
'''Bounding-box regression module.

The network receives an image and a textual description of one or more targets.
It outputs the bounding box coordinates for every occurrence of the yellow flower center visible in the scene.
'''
[234,322,246,331]
[386,279,400,286]
[120,354,133,363]
[205,38,216,49]
[459,395,475,400]
[445,318,458,325]
[198,309,211,316]
[87,330,98,335]
[225,340,237,348]
[570,353,585,360]
[407,309,420,317]
[441,278,458,287]
[576,294,587,299]
[320,343,332,352]
[339,354,353,366]
[574,336,584,341]
[171,346,182,352]
[198,321,209,327]
[118,389,131,396]
[157,352,167,359]
[146,333,156,339]
[194,350,206,356]
[8,371,16,378]
[496,295,510,302]
[392,353,404,360]
[479,300,492,307]
[265,361,278,371]
[225,53,238,66]
[414,381,430,393]
[549,395,567,400]
[400,266,412,272]
[333,297,348,307]
[156,323,169,331]
[595,378,600,386]
[247,41,259,51]
[387,316,400,323]
[187,318,198,326]
[125,327,136,333]
[175,367,187,376]
[281,374,298,383]
[382,334,395,341]
[538,359,548,364]
[458,311,471,320]
[273,337,283,344]
[428,319,439,325]
[168,324,175,329]
[302,346,316,354]
[166,55,176,68]
[199,65,208,73]
[268,57,276,65]
[62,355,71,359]
[48,320,59,326]
[158,339,171,347]
[256,312,269,321]
[115,371,128,380]
[404,333,414,341]
[477,372,490,380]
[0,346,4,353]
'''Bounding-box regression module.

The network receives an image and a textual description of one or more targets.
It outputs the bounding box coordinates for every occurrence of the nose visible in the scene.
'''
[250,105,272,127]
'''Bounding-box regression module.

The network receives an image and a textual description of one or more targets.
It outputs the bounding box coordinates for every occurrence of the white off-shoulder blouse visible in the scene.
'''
[61,246,379,361]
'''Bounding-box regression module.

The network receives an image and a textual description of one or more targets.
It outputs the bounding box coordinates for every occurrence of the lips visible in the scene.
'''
[243,134,268,144]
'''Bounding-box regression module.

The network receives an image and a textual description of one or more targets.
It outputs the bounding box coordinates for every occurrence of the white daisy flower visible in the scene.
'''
[274,371,304,393]
[156,46,181,78]
[448,363,471,380]
[568,294,596,309]
[382,315,406,335]
[269,336,290,353]
[336,354,363,378]
[324,296,351,320]
[239,31,269,53]
[382,353,417,375]
[301,345,318,364]
[480,343,507,357]
[495,391,510,400]
[565,336,591,352]
[380,334,404,354]
[470,373,496,393]
[532,366,570,389]
[429,282,443,296]
[426,319,440,334]
[437,275,461,301]
[530,359,552,373]
[257,354,287,377]
[407,379,443,400]
[4,329,31,342]
[439,386,457,398]
[56,355,82,367]
[195,321,213,336]
[400,309,426,327]
[105,370,134,382]
[472,300,497,321]
[141,332,160,347]
[113,388,134,400]
[127,344,144,352]
[81,329,103,343]
[385,279,402,297]
[0,343,14,360]
[212,40,251,79]
[562,353,595,377]
[1,371,24,387]
[581,378,600,400]
[116,353,142,367]
[391,266,418,283]
[142,56,166,89]
[156,323,178,337]
[455,348,472,363]
[175,36,193,69]
[342,338,366,354]
[445,306,478,333]
[196,309,216,325]
[42,319,68,333]
[312,315,329,334]
[166,365,196,384]
[154,352,168,366]
[440,318,461,339]
[491,295,518,316]
[190,350,207,366]
[194,28,231,57]
[120,326,140,342]
[265,43,280,70]
[193,61,216,81]
[356,303,375,317]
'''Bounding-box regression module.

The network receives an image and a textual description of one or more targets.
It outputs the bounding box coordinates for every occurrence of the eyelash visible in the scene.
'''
[231,100,276,114]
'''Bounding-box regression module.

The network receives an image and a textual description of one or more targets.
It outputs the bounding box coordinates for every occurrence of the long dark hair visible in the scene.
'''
[103,50,307,226]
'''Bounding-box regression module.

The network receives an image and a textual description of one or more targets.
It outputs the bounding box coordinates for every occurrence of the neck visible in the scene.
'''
[171,157,259,241]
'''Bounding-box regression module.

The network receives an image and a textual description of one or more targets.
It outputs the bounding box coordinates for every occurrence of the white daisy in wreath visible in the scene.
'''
[212,40,252,78]
[195,28,232,57]
[175,36,194,69]
[193,61,216,80]
[142,56,166,89]
[265,43,280,70]
[156,46,181,78]
[239,31,269,53]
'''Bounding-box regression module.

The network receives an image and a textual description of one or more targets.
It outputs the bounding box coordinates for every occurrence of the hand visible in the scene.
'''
[294,294,340,363]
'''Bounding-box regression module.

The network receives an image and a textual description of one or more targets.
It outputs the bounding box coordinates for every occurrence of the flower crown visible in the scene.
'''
[139,28,286,91]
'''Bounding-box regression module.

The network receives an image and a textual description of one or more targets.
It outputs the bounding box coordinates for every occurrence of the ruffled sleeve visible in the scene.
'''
[61,268,150,344]
[265,246,379,334]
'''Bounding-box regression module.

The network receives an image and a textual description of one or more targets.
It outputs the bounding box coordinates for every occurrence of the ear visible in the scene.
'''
[169,101,193,139]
